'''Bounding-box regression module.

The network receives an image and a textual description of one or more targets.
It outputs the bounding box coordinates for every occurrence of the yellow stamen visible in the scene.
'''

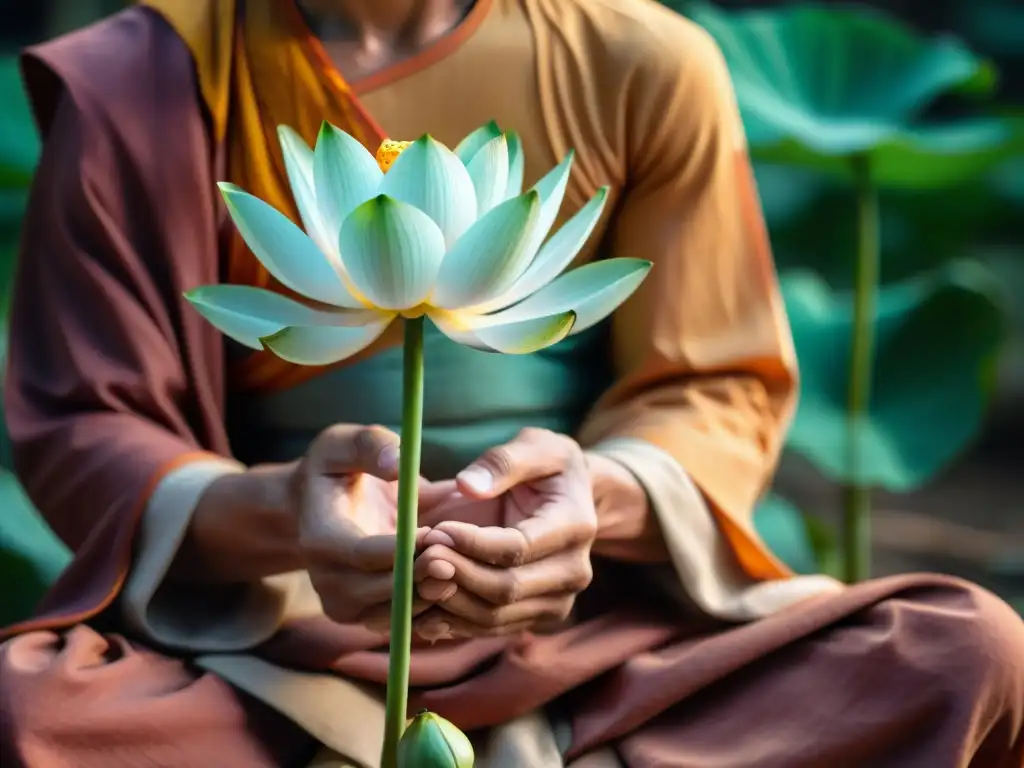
[376,139,413,173]
[399,304,430,319]
[427,308,474,330]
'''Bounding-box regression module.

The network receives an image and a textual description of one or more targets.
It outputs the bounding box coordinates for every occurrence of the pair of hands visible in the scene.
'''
[293,425,599,641]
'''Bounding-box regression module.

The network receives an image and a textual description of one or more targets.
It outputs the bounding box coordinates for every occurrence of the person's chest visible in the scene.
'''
[348,2,623,270]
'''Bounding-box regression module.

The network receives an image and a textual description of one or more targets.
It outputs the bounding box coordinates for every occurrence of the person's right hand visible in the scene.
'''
[294,424,453,629]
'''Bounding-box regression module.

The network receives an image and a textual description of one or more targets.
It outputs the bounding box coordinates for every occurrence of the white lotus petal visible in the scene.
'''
[465,135,510,216]
[186,285,299,350]
[313,122,383,240]
[521,151,575,262]
[218,183,359,307]
[494,258,652,334]
[476,186,610,313]
[504,130,525,200]
[378,135,477,247]
[430,309,576,354]
[431,192,540,309]
[278,126,373,307]
[454,121,502,166]
[277,126,337,259]
[186,284,379,349]
[339,195,446,310]
[261,314,395,365]
[478,311,576,353]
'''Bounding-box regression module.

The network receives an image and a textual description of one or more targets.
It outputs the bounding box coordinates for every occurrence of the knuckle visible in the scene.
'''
[355,425,390,458]
[310,424,397,469]
[498,543,527,569]
[495,574,523,605]
[517,426,552,444]
[314,423,353,452]
[480,445,515,476]
[552,598,576,621]
[564,442,587,470]
[520,428,582,466]
[482,605,504,628]
[569,555,594,592]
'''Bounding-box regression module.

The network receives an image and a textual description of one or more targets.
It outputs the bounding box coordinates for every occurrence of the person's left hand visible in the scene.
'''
[412,428,598,640]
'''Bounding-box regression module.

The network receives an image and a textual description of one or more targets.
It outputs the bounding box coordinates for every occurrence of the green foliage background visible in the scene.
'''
[678,1,1023,575]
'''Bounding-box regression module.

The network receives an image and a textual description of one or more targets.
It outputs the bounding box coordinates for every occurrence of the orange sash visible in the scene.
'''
[140,0,387,391]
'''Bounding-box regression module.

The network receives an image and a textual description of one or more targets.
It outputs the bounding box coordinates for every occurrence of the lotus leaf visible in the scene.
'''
[0,471,71,626]
[0,56,39,190]
[754,494,819,575]
[689,2,1023,188]
[782,260,1006,491]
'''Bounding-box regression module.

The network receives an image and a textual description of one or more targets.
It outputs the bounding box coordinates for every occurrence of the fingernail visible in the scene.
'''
[378,444,399,472]
[457,466,493,493]
[422,621,450,640]
[428,561,456,580]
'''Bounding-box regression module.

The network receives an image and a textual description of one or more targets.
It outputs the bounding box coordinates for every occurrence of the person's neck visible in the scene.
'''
[297,0,474,48]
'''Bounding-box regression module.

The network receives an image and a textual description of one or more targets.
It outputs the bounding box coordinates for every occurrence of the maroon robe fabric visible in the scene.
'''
[2,8,1023,768]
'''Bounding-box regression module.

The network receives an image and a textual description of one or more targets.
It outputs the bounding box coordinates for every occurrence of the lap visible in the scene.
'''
[2,575,1021,768]
[614,574,1024,768]
[0,625,317,768]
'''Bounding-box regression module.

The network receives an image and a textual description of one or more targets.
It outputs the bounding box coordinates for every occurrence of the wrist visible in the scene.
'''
[171,461,303,583]
[585,451,669,562]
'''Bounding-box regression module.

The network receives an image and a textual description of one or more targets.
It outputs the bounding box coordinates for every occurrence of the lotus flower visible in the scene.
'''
[185,121,651,363]
[186,121,652,768]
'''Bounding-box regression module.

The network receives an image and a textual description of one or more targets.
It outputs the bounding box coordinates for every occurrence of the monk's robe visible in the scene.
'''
[2,1,1023,766]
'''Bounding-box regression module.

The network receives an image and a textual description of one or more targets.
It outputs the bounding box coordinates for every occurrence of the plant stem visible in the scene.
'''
[381,316,425,768]
[842,154,879,584]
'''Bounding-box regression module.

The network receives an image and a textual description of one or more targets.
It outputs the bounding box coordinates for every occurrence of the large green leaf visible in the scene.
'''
[0,55,36,309]
[754,494,819,575]
[0,471,70,626]
[765,173,1023,290]
[752,163,828,228]
[782,260,1006,491]
[0,56,39,190]
[689,3,1022,189]
[990,157,1024,208]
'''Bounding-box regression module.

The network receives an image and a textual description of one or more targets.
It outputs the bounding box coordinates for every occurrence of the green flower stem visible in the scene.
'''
[842,153,879,584]
[382,316,425,768]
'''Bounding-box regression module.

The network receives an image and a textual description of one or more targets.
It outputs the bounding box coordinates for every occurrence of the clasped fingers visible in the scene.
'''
[305,528,433,626]
[413,542,593,639]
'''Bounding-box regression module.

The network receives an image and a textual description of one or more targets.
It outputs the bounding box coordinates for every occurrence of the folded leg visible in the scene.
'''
[612,575,1024,768]
[0,625,318,768]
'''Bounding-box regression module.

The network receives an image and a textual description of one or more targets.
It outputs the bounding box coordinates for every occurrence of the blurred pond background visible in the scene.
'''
[0,0,1021,625]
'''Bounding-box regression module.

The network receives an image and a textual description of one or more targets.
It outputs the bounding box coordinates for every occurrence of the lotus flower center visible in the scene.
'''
[399,304,430,319]
[376,139,412,173]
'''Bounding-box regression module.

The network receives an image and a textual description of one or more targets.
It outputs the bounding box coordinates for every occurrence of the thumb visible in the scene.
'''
[456,429,570,499]
[307,424,401,480]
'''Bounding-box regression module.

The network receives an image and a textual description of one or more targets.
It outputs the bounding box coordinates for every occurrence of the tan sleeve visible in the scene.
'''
[122,459,316,652]
[577,22,799,582]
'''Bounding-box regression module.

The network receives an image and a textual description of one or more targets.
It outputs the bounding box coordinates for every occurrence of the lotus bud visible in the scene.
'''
[397,710,475,768]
